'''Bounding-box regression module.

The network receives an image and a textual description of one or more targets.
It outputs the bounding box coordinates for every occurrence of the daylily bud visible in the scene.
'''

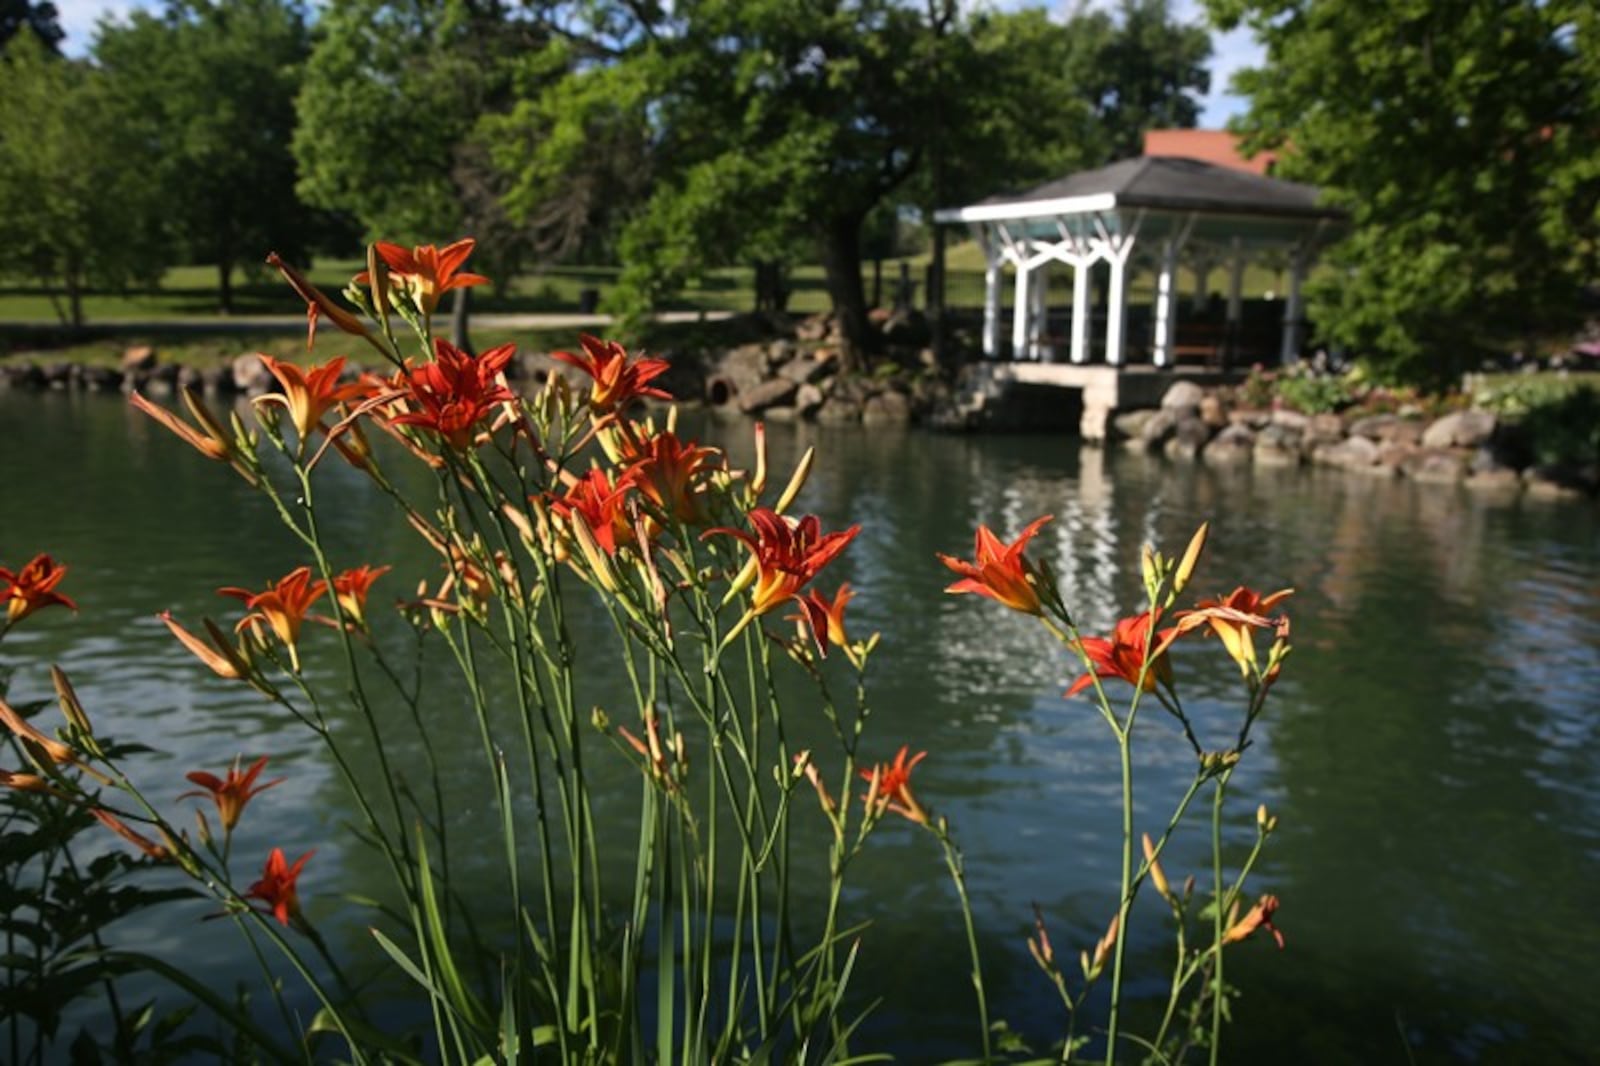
[1173,522,1208,595]
[750,421,769,499]
[1199,750,1241,778]
[1142,832,1173,902]
[570,513,620,593]
[773,447,814,514]
[1140,542,1159,600]
[365,243,390,318]
[51,665,92,736]
[1257,804,1278,834]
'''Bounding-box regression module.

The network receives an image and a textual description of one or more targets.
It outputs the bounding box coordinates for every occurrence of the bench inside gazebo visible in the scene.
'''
[933,155,1345,369]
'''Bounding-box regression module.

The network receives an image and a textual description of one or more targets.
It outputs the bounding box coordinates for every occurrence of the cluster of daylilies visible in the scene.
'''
[0,238,1294,1064]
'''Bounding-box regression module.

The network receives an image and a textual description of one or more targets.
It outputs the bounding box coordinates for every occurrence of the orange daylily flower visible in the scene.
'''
[1065,610,1178,698]
[1223,894,1285,949]
[359,238,487,316]
[621,430,721,527]
[267,251,374,350]
[1180,586,1292,671]
[180,755,284,833]
[254,356,367,445]
[938,516,1056,617]
[1,554,76,624]
[552,334,672,414]
[793,583,854,659]
[389,340,516,450]
[247,847,313,928]
[859,745,929,826]
[219,567,326,668]
[327,565,391,627]
[706,508,860,616]
[547,468,636,556]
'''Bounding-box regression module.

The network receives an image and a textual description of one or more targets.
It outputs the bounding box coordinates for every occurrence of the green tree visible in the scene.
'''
[1085,0,1213,160]
[1,0,62,51]
[1208,0,1600,380]
[293,0,544,343]
[0,33,166,326]
[489,1,1209,366]
[95,0,315,313]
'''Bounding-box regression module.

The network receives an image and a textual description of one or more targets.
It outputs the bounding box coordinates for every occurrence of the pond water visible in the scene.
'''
[2,389,1598,1064]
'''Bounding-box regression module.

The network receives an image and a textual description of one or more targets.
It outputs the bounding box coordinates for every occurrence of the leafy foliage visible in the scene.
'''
[0,0,61,52]
[1209,0,1600,382]
[94,0,317,313]
[0,33,168,325]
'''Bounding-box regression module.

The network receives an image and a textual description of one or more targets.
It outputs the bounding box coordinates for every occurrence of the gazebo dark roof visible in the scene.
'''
[975,156,1342,222]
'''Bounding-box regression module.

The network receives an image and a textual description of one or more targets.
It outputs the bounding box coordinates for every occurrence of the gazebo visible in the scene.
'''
[933,156,1345,367]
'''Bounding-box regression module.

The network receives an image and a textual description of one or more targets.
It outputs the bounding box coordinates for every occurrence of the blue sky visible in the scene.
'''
[53,0,1260,126]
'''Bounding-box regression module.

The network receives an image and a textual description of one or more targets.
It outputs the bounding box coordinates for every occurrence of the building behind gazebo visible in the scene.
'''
[933,154,1344,369]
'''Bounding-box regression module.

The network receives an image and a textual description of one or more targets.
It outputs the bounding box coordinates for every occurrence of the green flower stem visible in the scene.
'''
[936,824,992,1064]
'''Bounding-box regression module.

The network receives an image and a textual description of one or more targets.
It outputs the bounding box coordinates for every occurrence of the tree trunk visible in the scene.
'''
[816,214,869,373]
[218,260,234,316]
[450,285,473,354]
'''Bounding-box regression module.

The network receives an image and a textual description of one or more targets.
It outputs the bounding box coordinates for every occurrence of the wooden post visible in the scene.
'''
[1153,239,1180,368]
[1281,247,1306,364]
[1011,260,1031,361]
[1226,237,1245,363]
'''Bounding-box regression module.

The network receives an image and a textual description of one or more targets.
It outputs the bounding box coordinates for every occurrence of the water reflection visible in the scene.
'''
[2,392,1596,1062]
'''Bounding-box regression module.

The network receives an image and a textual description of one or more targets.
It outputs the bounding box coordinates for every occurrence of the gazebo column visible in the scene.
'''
[1028,263,1049,359]
[1192,254,1212,313]
[1152,239,1182,368]
[1069,256,1092,364]
[1281,247,1307,364]
[982,239,1002,360]
[1226,237,1245,361]
[1105,255,1130,366]
[1011,260,1032,360]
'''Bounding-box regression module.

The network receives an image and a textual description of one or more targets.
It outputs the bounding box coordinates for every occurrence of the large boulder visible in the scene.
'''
[861,390,913,426]
[1139,409,1182,449]
[1203,422,1255,465]
[736,377,799,415]
[1421,409,1496,450]
[1313,434,1380,469]
[1163,415,1213,460]
[1403,448,1469,484]
[1254,422,1304,466]
[231,353,273,395]
[120,345,158,373]
[1161,380,1206,411]
[1307,413,1347,446]
[814,396,863,424]
[1112,409,1159,440]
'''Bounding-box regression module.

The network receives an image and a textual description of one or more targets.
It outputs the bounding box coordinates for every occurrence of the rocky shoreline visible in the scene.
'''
[4,328,1593,502]
[1112,379,1596,501]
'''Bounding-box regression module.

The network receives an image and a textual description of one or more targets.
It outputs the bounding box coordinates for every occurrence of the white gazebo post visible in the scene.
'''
[980,228,1003,359]
[1191,252,1212,313]
[1152,216,1196,368]
[1280,245,1307,364]
[1096,212,1140,366]
[1226,236,1245,359]
[1011,258,1032,360]
[1028,262,1049,359]
[1070,253,1093,364]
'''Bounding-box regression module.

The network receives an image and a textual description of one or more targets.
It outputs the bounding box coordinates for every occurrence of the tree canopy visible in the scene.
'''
[0,32,166,325]
[1209,0,1600,379]
[487,0,1211,364]
[0,0,62,52]
[95,0,316,312]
